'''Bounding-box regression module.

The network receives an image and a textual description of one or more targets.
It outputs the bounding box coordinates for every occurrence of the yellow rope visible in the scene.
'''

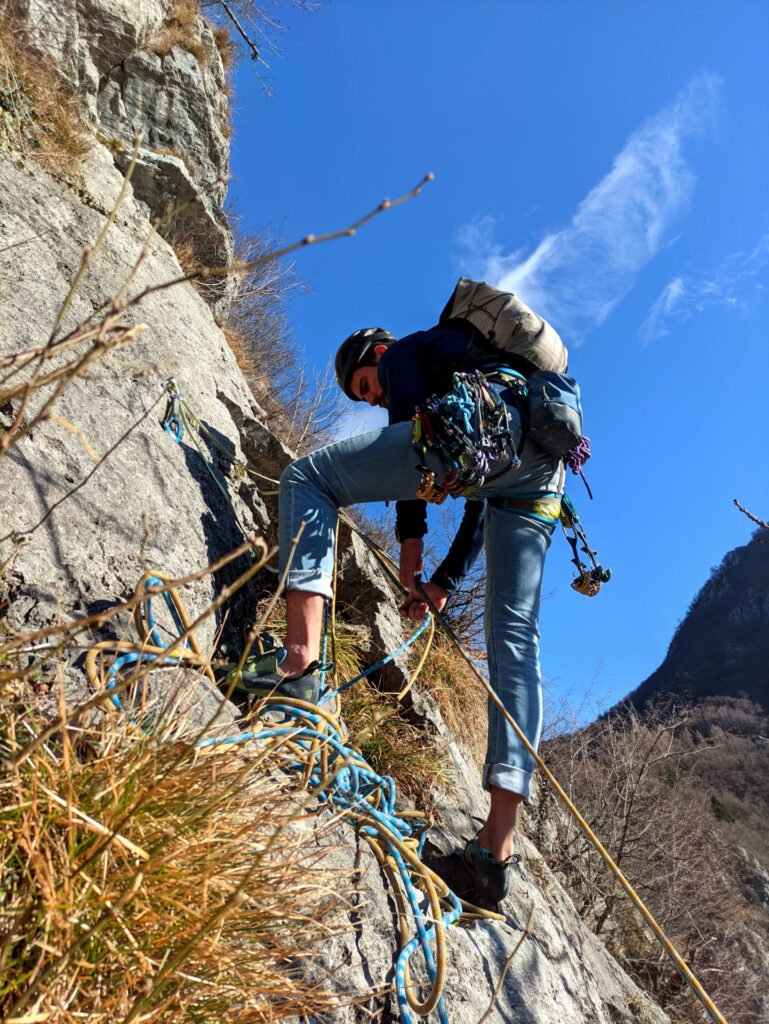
[334,508,730,1023]
[412,583,730,1024]
[85,430,728,1023]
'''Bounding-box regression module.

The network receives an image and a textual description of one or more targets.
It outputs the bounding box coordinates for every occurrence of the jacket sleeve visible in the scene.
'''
[377,335,427,425]
[429,499,485,593]
[378,337,429,541]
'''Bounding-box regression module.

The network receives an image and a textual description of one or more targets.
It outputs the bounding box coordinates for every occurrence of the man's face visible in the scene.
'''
[350,365,388,408]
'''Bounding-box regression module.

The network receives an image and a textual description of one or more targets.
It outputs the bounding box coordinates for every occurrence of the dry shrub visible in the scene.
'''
[531,702,767,1023]
[171,237,204,280]
[152,0,208,66]
[224,222,349,455]
[0,15,89,177]
[0,678,356,1023]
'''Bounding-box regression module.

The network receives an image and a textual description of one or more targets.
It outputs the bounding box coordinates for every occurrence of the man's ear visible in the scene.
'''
[373,344,388,361]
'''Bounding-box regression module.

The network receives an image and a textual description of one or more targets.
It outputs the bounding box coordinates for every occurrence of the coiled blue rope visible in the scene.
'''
[104,576,190,712]
[200,701,456,1024]
[103,580,460,1023]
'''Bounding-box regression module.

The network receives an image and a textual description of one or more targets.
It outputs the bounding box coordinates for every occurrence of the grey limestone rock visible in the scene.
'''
[9,0,234,317]
[292,799,671,1024]
[0,146,260,656]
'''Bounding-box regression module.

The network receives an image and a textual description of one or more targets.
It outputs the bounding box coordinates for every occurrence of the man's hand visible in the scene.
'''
[399,580,449,622]
[398,537,424,591]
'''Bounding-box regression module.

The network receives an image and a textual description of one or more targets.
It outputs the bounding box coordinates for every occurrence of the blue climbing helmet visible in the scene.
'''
[334,328,395,401]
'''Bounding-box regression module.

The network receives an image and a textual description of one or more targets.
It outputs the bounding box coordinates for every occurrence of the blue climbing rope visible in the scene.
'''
[94,578,465,1024]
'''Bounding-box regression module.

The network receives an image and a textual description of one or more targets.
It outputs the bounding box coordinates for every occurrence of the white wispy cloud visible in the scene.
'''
[455,73,723,341]
[640,234,769,343]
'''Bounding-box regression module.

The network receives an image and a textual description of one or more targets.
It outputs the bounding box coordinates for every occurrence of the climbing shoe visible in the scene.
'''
[463,836,520,905]
[216,648,323,705]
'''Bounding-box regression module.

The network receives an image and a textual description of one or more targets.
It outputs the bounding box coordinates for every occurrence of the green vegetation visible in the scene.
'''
[711,794,735,822]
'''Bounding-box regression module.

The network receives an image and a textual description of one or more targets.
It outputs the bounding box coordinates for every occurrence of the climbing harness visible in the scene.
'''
[486,491,563,527]
[558,492,611,596]
[412,370,525,502]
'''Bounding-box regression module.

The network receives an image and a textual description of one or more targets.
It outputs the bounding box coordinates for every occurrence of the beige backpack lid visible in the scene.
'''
[438,277,568,374]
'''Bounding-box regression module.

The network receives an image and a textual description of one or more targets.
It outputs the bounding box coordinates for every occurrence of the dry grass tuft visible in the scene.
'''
[413,632,487,763]
[152,1,208,66]
[341,683,449,809]
[212,23,237,70]
[0,678,356,1023]
[0,16,89,178]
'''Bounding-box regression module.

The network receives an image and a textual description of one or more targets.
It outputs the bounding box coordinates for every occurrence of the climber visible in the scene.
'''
[226,320,563,905]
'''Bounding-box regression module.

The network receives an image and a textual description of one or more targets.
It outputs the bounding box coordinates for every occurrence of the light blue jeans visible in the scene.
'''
[278,403,561,799]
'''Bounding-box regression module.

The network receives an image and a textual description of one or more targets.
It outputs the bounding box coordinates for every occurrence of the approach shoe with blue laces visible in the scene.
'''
[463,836,520,905]
[217,648,322,705]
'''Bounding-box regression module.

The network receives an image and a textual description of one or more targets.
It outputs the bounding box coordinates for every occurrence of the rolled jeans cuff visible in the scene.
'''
[483,762,532,800]
[284,568,333,600]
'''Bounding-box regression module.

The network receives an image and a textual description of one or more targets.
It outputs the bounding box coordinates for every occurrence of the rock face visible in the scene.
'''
[9,0,234,315]
[0,145,263,658]
[301,809,669,1024]
[0,8,677,1022]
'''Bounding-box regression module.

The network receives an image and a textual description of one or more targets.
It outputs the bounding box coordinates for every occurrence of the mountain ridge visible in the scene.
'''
[627,528,769,713]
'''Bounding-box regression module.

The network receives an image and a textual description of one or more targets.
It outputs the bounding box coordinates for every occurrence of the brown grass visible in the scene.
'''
[212,23,237,70]
[152,1,207,66]
[0,677,357,1023]
[414,631,487,763]
[0,16,89,178]
[340,682,449,809]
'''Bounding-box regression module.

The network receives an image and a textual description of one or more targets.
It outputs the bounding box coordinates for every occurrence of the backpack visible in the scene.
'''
[437,278,581,457]
[437,277,568,375]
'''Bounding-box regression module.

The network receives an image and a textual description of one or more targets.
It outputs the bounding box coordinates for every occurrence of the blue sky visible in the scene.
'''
[229,0,769,719]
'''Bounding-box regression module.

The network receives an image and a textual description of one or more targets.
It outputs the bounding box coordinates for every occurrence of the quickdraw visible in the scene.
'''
[161,377,183,442]
[411,370,524,502]
[559,493,611,596]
